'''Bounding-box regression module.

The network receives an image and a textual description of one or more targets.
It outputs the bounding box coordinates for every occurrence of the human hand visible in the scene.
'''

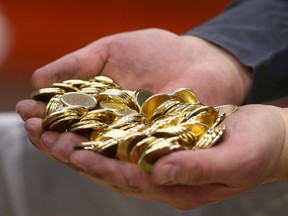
[16,28,259,210]
[31,28,251,106]
[16,101,288,209]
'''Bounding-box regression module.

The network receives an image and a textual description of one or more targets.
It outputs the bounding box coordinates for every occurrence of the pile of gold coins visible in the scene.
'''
[31,76,238,171]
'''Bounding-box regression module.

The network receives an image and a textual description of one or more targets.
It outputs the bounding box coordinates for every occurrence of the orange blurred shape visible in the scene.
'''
[1,0,229,72]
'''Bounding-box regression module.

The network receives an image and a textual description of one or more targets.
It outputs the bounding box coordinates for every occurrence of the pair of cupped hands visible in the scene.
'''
[16,29,288,210]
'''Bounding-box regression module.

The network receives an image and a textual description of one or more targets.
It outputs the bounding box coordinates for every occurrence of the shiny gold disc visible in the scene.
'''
[61,92,97,110]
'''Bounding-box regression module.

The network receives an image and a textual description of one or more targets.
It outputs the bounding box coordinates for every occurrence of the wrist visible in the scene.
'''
[276,108,288,180]
[265,107,288,182]
[180,35,252,105]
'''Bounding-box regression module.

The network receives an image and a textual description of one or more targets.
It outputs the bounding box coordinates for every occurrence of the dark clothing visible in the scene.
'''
[187,0,288,103]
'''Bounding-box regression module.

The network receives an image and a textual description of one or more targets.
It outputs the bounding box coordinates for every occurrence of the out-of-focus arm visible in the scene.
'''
[186,0,288,103]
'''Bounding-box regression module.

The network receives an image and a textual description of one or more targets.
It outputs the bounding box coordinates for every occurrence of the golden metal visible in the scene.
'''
[31,75,238,172]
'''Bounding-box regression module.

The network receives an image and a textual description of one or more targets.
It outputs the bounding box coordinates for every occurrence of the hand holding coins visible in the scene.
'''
[31,76,238,171]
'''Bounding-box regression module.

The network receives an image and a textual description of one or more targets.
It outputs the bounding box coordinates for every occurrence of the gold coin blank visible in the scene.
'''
[31,87,66,101]
[138,139,185,171]
[99,101,128,111]
[172,88,200,104]
[135,89,154,107]
[61,92,97,110]
[117,133,148,161]
[140,94,172,120]
[93,75,114,83]
[50,83,79,92]
[215,104,239,116]
[49,115,79,132]
[34,76,236,172]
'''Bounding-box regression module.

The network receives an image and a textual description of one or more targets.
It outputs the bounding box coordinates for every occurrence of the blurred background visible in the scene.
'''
[1,2,288,216]
[0,0,229,112]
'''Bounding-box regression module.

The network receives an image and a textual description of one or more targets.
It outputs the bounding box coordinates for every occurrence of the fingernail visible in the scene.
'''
[154,164,178,185]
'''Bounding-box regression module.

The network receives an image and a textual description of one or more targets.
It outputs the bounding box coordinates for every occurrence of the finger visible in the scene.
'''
[69,150,148,192]
[31,39,110,88]
[41,132,87,164]
[24,117,49,154]
[151,148,231,185]
[15,99,46,120]
[151,117,266,187]
[69,150,231,210]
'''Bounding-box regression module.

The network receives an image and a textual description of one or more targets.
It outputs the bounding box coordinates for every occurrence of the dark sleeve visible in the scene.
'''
[186,0,288,103]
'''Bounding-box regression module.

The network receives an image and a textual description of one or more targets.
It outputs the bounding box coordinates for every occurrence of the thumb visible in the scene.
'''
[31,38,110,89]
[151,147,236,186]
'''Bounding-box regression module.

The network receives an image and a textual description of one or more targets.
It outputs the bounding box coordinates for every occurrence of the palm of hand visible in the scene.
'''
[64,105,285,209]
[16,28,265,210]
[32,28,250,105]
[17,96,286,210]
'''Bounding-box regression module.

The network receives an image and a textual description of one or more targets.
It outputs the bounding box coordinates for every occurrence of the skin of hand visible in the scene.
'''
[16,100,288,210]
[15,28,267,209]
[29,28,252,106]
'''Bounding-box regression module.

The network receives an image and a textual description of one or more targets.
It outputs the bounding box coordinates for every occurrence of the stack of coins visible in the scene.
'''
[31,76,238,171]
